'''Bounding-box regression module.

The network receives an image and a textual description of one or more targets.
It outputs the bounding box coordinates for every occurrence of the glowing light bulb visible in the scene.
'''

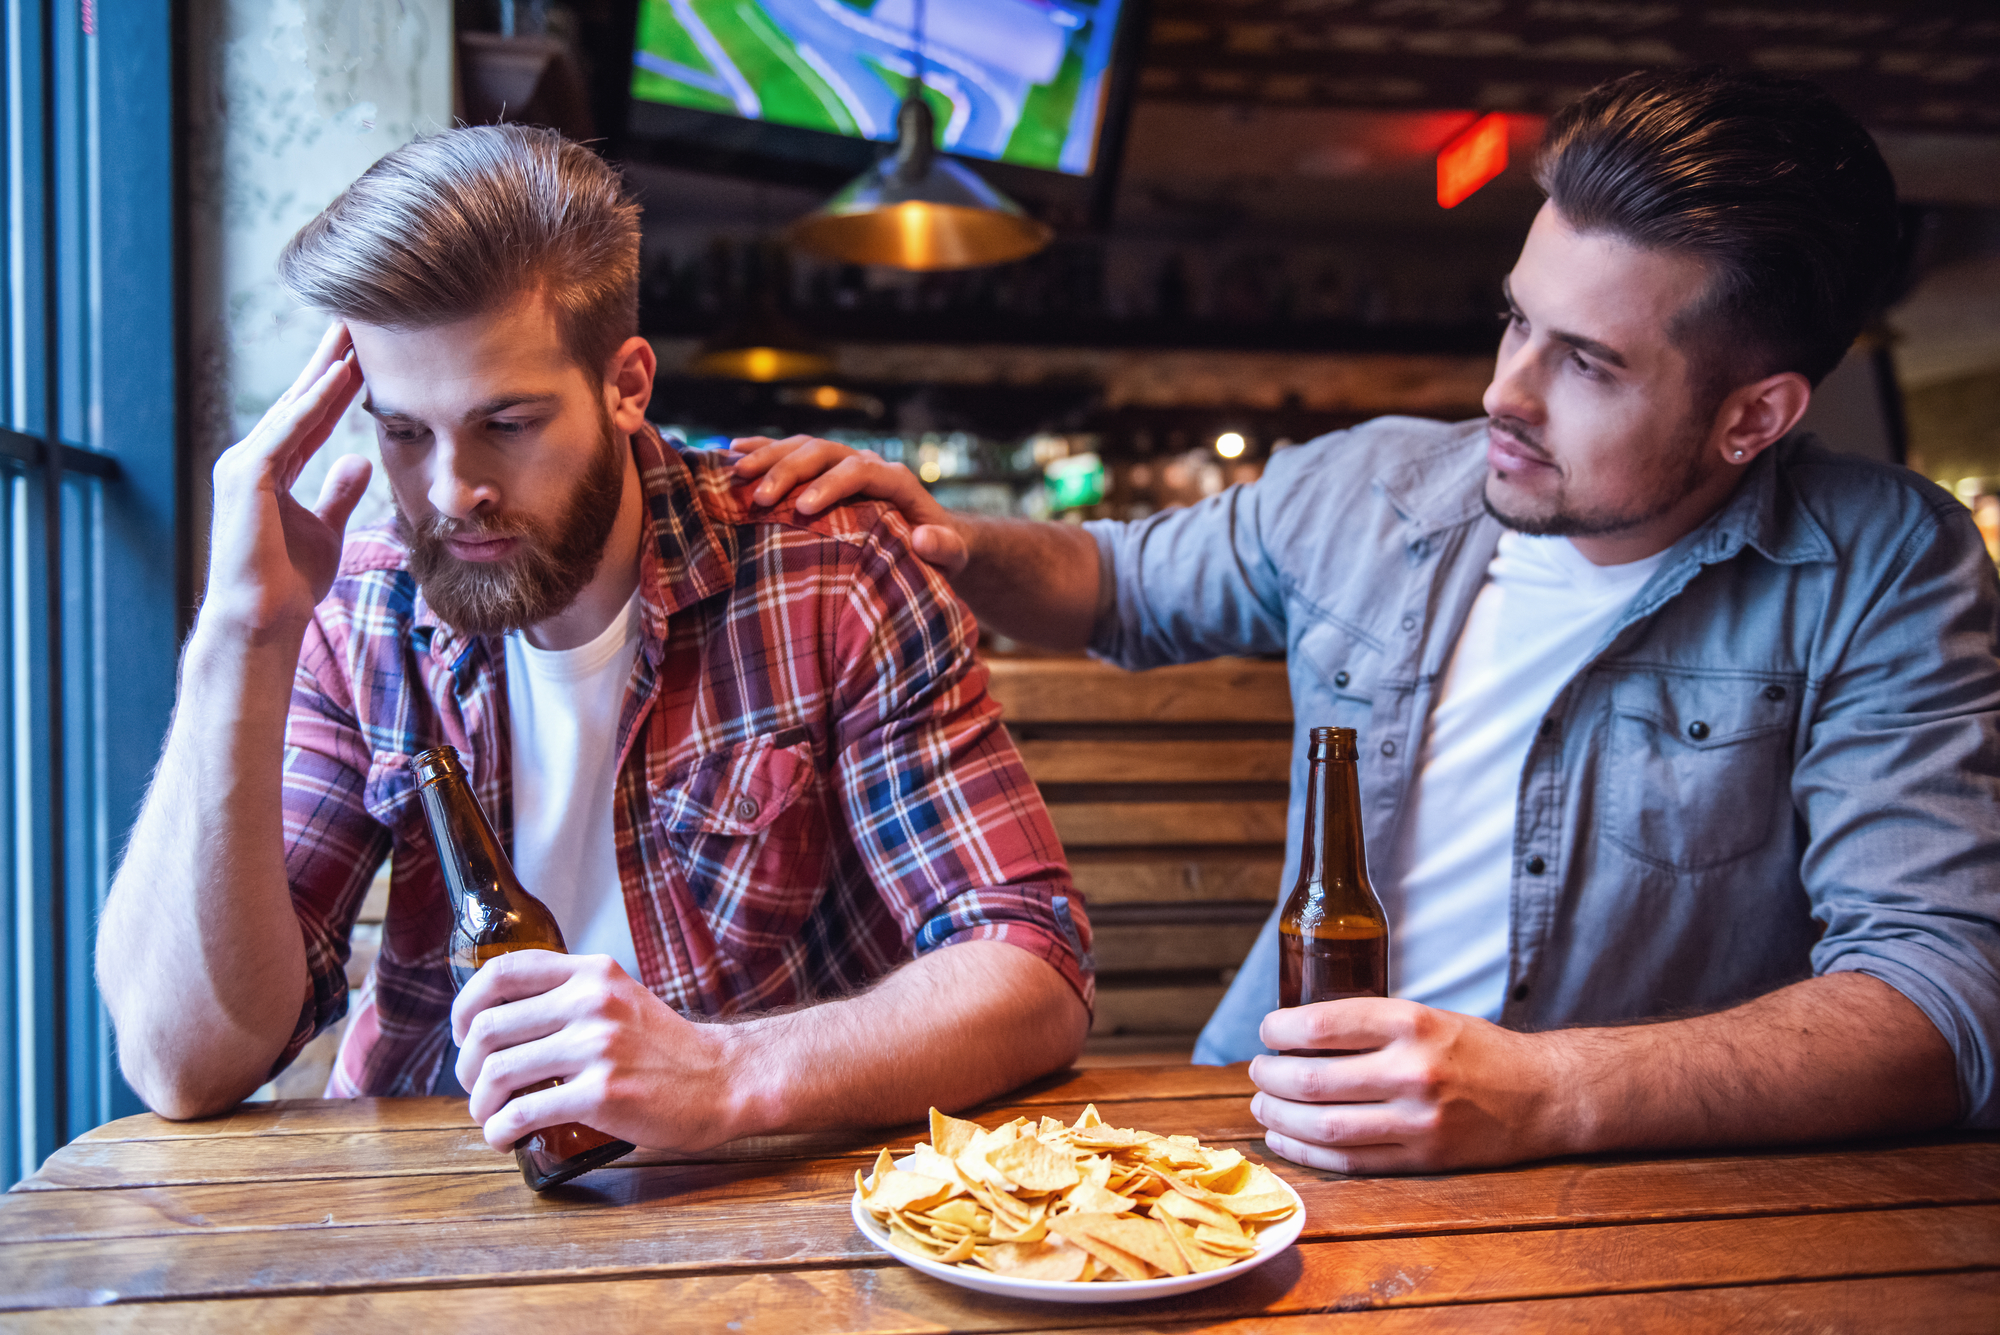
[1216,432,1247,459]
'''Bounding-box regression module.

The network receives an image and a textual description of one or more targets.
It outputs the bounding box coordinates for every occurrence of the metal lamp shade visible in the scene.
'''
[688,305,833,382]
[789,156,1052,271]
[790,88,1053,272]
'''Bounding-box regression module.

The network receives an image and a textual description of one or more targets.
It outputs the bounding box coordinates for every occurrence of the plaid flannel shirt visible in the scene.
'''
[278,425,1092,1097]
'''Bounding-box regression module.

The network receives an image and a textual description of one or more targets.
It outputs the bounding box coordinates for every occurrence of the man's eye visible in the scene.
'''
[382,426,424,444]
[1498,308,1526,331]
[1569,351,1601,378]
[489,419,529,435]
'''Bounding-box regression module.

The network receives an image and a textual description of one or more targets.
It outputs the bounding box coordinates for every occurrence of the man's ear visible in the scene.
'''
[1715,370,1812,468]
[605,336,656,433]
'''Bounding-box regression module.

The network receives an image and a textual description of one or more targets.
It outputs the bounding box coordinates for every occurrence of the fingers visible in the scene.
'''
[1251,1089,1415,1151]
[748,439,864,506]
[467,1039,604,1148]
[1249,1052,1405,1105]
[1259,998,1417,1055]
[909,523,970,576]
[729,434,816,480]
[274,322,352,411]
[450,949,582,1044]
[242,352,359,485]
[1262,1129,1409,1176]
[312,454,374,537]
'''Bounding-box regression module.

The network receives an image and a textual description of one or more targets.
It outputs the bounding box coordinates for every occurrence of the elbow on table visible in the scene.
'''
[118,1040,276,1122]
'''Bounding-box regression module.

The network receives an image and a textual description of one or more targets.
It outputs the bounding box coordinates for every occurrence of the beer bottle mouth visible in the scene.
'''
[413,745,468,785]
[1308,726,1358,761]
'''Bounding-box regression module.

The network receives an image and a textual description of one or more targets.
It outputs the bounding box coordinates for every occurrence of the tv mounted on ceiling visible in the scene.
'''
[604,0,1147,223]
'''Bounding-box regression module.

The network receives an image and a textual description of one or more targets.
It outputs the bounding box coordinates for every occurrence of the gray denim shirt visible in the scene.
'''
[1087,416,2000,1126]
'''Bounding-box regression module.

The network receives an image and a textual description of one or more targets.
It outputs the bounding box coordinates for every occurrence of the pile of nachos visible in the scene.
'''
[854,1104,1300,1283]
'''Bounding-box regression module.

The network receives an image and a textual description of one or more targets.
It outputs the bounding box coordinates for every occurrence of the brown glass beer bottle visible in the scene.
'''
[1277,726,1390,1056]
[413,745,636,1191]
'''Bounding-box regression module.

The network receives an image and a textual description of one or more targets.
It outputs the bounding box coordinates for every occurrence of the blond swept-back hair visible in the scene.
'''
[278,125,641,377]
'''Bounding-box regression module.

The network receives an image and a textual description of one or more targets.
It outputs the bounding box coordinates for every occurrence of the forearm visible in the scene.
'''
[951,518,1104,651]
[726,941,1089,1137]
[1544,972,1959,1156]
[98,619,311,1118]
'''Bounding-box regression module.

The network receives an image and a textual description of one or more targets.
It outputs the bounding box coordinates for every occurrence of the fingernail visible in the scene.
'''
[799,490,819,511]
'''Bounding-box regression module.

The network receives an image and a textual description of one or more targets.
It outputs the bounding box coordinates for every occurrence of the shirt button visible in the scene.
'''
[1380,740,1396,757]
[1401,615,1417,632]
[1764,684,1787,702]
[1687,720,1710,741]
[1334,670,1350,688]
[734,798,760,821]
[1510,982,1530,1003]
[1526,855,1546,874]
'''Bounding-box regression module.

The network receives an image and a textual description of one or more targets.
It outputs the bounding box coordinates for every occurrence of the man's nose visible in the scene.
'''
[427,437,494,521]
[1482,342,1544,424]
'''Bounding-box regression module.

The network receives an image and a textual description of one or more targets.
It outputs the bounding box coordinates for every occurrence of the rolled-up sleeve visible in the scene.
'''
[831,511,1093,1011]
[271,611,393,1077]
[1798,497,2000,1126]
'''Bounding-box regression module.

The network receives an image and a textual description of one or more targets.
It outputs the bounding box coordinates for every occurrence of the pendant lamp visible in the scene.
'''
[787,5,1051,272]
[688,302,833,381]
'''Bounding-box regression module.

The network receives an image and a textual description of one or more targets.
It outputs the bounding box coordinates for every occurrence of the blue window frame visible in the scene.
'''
[3,0,181,1187]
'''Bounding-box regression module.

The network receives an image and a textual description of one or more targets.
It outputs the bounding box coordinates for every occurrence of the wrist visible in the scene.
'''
[1526,1028,1610,1157]
[709,1019,786,1142]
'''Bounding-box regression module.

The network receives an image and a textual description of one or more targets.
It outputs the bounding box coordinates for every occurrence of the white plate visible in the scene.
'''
[849,1174,1306,1304]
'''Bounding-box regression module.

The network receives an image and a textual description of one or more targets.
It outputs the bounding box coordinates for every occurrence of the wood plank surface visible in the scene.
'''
[985,658,1292,724]
[10,1134,1996,1250]
[17,1095,1265,1190]
[3,1202,1994,1319]
[63,1067,1255,1146]
[1091,984,1233,1035]
[1014,739,1294,785]
[1050,801,1290,847]
[9,1271,1997,1335]
[1068,854,1283,904]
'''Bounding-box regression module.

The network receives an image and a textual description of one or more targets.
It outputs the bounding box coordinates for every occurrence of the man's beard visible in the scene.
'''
[1482,411,1712,540]
[399,414,628,637]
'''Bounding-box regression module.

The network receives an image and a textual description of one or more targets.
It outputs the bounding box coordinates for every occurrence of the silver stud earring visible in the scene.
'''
[1733,449,1745,460]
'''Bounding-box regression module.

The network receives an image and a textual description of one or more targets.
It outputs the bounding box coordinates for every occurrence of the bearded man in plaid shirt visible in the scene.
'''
[98,126,1093,1154]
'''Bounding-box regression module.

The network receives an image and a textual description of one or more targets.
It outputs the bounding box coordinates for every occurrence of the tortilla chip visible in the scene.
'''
[1153,1187,1240,1231]
[1054,1212,1189,1278]
[977,1237,1092,1282]
[1063,1181,1137,1215]
[1046,1224,1156,1281]
[929,1108,982,1159]
[990,1133,1082,1194]
[865,1169,955,1214]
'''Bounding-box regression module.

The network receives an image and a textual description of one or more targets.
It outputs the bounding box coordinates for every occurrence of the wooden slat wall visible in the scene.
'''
[986,656,1291,1053]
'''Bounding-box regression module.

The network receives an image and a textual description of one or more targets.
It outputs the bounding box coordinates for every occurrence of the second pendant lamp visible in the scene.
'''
[788,20,1052,272]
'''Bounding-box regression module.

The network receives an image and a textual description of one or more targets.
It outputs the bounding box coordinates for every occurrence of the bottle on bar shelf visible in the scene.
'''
[1277,726,1390,1056]
[412,744,636,1191]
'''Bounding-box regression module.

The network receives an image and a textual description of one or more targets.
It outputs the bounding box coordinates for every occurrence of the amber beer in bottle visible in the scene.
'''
[1277,726,1390,1056]
[413,745,636,1191]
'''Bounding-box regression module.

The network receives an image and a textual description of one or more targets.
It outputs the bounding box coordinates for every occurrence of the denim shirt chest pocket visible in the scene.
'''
[650,729,829,956]
[1602,671,1803,871]
[1291,615,1382,733]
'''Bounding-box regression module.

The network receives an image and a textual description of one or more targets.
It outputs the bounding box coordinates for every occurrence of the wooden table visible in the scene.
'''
[2,1065,1996,1331]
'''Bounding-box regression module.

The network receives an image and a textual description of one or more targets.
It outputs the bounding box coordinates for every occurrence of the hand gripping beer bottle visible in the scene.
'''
[413,745,636,1190]
[1277,726,1390,1056]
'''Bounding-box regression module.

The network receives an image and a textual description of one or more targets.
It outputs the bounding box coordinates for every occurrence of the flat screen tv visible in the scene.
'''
[610,0,1144,218]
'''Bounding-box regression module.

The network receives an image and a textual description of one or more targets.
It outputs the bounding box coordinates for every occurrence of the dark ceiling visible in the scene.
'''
[1136,1,2000,132]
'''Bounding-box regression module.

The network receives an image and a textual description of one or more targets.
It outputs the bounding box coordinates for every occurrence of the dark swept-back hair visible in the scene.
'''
[278,125,641,377]
[1536,67,1899,394]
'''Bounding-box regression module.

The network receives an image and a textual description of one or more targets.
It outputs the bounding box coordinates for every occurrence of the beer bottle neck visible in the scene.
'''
[1301,747,1370,901]
[416,767,518,913]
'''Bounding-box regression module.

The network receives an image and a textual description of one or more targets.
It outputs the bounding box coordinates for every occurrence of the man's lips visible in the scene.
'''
[443,533,522,563]
[1487,426,1556,475]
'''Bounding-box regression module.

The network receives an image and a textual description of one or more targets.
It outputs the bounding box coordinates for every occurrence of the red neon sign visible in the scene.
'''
[1437,113,1508,209]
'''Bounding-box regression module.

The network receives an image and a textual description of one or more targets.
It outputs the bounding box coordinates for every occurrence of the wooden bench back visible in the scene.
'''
[984,657,1293,1048]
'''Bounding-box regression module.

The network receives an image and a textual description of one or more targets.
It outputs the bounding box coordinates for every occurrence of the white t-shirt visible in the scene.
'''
[503,592,645,980]
[1381,531,1666,1020]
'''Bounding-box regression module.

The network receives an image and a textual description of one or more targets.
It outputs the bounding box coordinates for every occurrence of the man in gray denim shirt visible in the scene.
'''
[734,68,1998,1170]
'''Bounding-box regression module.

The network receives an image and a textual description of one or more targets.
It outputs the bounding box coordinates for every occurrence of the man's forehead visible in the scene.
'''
[348,299,584,418]
[1509,206,1706,367]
